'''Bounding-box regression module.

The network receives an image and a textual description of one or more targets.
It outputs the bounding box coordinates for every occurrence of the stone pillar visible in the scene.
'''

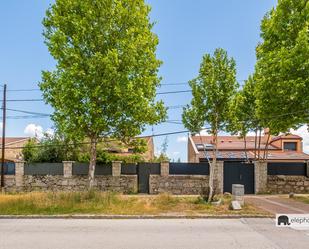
[160,161,169,177]
[213,161,224,194]
[15,161,25,190]
[63,161,74,178]
[306,161,309,178]
[112,161,122,177]
[254,161,267,194]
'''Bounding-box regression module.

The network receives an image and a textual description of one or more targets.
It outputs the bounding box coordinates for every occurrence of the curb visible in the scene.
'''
[0,214,274,219]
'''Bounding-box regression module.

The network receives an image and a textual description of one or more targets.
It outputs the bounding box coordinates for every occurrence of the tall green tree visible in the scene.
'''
[182,48,238,201]
[40,0,166,188]
[227,76,260,160]
[255,0,309,134]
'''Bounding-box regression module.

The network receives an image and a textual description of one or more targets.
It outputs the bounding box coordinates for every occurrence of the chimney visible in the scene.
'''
[263,128,272,143]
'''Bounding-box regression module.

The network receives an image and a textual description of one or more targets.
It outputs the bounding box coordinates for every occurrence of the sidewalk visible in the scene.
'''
[245,195,309,214]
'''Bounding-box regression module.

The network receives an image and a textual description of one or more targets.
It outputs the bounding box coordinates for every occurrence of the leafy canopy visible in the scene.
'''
[40,0,166,142]
[227,76,258,137]
[22,134,79,163]
[22,135,148,163]
[255,0,309,133]
[182,48,238,134]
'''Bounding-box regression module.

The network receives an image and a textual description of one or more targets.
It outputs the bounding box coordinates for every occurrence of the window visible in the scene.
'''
[196,143,213,151]
[196,144,204,150]
[283,142,297,151]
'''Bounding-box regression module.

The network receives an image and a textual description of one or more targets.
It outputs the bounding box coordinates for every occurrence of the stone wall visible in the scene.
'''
[3,161,137,193]
[3,176,15,192]
[149,175,209,195]
[22,175,137,193]
[267,175,309,194]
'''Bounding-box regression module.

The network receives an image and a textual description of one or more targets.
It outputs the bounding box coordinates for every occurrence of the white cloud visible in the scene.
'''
[177,135,187,143]
[24,124,55,139]
[24,124,44,138]
[172,151,180,155]
[290,125,309,153]
[45,128,55,137]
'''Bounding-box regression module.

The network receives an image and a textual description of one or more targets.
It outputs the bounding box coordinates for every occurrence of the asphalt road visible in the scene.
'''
[0,218,309,249]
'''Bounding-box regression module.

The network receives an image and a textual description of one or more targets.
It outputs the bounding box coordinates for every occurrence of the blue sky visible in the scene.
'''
[0,0,281,161]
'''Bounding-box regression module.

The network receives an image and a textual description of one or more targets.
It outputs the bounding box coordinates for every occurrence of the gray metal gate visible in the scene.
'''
[137,163,160,193]
[223,161,254,194]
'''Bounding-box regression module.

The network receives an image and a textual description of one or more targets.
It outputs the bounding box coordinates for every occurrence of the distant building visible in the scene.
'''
[188,131,309,163]
[103,136,154,161]
[0,137,31,161]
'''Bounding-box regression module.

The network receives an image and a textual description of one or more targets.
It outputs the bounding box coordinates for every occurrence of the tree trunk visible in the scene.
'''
[263,133,271,161]
[208,129,218,202]
[199,132,211,165]
[88,136,97,189]
[244,135,248,162]
[254,128,258,160]
[257,128,262,161]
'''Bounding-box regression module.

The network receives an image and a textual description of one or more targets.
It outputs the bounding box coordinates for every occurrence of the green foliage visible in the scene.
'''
[124,138,147,154]
[22,138,38,162]
[22,134,80,163]
[78,150,144,164]
[182,48,238,201]
[227,75,259,137]
[153,136,169,162]
[153,153,169,163]
[255,0,309,134]
[40,0,167,184]
[40,0,166,141]
[182,48,238,135]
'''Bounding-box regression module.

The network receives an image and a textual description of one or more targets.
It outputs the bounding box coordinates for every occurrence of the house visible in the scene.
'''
[0,137,31,161]
[101,136,154,161]
[188,130,309,163]
[0,136,154,162]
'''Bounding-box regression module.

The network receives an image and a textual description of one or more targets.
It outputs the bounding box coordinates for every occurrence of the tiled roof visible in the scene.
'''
[258,151,309,160]
[191,135,279,150]
[197,150,309,160]
[198,150,254,160]
[271,134,302,142]
[191,134,309,161]
[0,137,29,145]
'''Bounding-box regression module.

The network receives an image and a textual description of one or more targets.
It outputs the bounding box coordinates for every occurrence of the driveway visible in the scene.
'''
[245,195,309,214]
[1,218,309,249]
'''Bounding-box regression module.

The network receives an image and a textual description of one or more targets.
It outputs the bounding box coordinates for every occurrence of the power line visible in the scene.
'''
[1,107,308,123]
[6,89,41,92]
[0,90,193,102]
[159,80,246,87]
[0,98,43,102]
[167,105,186,109]
[0,80,247,92]
[4,115,50,119]
[2,105,187,118]
[159,82,189,86]
[157,90,192,95]
[5,108,50,116]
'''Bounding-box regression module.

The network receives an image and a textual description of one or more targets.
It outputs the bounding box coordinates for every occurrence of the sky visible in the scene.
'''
[0,0,308,161]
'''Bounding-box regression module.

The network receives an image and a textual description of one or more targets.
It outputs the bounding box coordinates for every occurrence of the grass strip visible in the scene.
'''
[0,191,268,216]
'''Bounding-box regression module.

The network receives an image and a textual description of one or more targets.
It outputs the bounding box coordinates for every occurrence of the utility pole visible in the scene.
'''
[1,84,6,189]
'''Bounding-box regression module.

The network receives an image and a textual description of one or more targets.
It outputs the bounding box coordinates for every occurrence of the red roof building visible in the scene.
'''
[188,132,309,163]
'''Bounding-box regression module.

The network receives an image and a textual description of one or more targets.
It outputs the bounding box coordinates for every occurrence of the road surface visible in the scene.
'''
[0,218,309,249]
[245,195,309,214]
